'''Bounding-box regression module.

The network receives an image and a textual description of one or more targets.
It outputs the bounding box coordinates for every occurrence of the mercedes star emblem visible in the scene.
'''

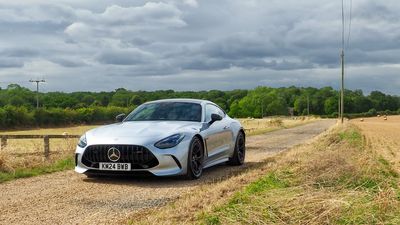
[107,147,121,162]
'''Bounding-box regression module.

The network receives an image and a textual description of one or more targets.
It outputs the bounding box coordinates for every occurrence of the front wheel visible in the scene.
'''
[228,131,245,166]
[185,136,204,180]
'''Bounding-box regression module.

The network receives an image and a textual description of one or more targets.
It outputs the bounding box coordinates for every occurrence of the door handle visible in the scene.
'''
[223,126,230,130]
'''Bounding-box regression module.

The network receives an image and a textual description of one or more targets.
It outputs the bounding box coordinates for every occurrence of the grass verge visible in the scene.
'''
[0,156,74,183]
[200,125,400,224]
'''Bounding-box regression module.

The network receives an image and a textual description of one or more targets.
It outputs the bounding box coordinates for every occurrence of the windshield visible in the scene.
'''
[125,102,202,122]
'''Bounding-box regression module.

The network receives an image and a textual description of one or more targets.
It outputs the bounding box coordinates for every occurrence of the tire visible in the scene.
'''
[185,136,204,180]
[228,131,245,166]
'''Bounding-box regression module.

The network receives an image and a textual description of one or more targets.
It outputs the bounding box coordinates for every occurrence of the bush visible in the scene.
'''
[367,108,377,116]
[0,105,33,128]
[0,106,134,129]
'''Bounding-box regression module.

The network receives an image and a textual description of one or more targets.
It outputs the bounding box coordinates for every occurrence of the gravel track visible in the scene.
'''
[0,120,335,225]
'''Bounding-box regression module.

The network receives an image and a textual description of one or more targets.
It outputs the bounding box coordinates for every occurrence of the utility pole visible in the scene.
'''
[29,79,45,109]
[340,0,345,124]
[340,50,344,124]
[338,93,341,119]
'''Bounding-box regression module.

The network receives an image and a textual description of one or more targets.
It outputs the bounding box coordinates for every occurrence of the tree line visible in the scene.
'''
[0,84,399,129]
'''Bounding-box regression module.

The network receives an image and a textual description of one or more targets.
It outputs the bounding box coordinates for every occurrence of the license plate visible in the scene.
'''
[99,163,131,171]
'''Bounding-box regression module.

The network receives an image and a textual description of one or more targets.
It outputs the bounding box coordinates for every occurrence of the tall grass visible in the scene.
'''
[0,137,77,183]
[0,157,74,183]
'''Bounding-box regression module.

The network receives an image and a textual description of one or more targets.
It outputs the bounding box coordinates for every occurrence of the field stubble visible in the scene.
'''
[352,115,400,172]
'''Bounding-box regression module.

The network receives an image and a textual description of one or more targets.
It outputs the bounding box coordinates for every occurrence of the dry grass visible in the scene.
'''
[239,116,318,136]
[0,125,98,172]
[127,123,400,225]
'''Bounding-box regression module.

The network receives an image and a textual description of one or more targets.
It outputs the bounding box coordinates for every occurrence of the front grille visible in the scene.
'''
[82,145,159,170]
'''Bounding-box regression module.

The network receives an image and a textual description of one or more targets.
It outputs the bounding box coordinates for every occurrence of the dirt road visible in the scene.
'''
[0,120,335,225]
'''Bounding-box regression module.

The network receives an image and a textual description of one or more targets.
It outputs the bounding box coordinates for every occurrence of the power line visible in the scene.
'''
[346,0,353,50]
[29,79,46,109]
[341,0,345,51]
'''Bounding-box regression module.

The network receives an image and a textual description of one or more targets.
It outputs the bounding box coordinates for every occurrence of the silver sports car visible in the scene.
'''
[75,99,245,179]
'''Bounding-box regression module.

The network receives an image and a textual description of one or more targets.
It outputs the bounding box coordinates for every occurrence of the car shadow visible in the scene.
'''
[81,161,266,188]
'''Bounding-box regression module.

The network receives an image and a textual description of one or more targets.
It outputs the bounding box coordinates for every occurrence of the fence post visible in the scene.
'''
[44,136,50,159]
[1,136,6,149]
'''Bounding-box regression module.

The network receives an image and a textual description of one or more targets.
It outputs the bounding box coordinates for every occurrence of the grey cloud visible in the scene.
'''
[0,4,75,23]
[0,58,24,68]
[265,60,315,71]
[355,1,399,22]
[49,57,86,67]
[1,48,39,57]
[202,33,278,60]
[128,37,153,46]
[181,58,231,71]
[96,48,154,65]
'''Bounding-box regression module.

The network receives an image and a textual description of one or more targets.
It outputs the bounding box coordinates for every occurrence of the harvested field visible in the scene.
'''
[239,116,317,135]
[352,115,400,172]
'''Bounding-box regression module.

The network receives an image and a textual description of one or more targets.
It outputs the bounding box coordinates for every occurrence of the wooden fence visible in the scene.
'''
[0,135,80,158]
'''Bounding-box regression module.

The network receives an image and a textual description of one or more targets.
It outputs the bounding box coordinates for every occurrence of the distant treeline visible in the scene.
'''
[0,84,399,128]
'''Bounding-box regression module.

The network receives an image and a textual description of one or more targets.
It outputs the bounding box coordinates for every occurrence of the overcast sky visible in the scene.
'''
[0,0,399,94]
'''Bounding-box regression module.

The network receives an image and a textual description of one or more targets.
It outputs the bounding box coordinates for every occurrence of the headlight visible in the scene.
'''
[154,134,185,149]
[78,134,87,148]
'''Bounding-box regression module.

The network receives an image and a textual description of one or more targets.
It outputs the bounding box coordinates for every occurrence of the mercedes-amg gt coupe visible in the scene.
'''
[75,99,245,179]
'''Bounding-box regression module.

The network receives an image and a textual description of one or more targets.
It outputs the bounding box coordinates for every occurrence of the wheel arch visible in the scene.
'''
[193,133,207,158]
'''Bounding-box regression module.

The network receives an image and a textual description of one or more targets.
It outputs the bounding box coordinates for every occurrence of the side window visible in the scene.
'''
[205,104,225,122]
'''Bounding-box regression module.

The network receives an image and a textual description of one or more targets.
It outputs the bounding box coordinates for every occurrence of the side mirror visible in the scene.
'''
[210,113,223,124]
[115,113,126,123]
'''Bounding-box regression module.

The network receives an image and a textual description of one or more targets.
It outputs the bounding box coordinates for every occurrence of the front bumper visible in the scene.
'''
[75,137,191,177]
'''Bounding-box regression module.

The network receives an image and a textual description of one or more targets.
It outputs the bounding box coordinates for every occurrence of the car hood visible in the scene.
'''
[87,121,201,140]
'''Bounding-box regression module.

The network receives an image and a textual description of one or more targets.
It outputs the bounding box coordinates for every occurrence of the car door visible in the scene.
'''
[203,104,233,162]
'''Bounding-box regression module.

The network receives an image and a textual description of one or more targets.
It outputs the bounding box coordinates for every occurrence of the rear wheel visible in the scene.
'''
[228,131,245,166]
[185,136,204,179]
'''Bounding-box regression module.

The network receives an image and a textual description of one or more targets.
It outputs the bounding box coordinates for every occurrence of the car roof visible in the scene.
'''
[145,98,212,105]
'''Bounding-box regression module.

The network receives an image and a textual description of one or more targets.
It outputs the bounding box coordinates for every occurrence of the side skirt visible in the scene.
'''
[203,157,229,169]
